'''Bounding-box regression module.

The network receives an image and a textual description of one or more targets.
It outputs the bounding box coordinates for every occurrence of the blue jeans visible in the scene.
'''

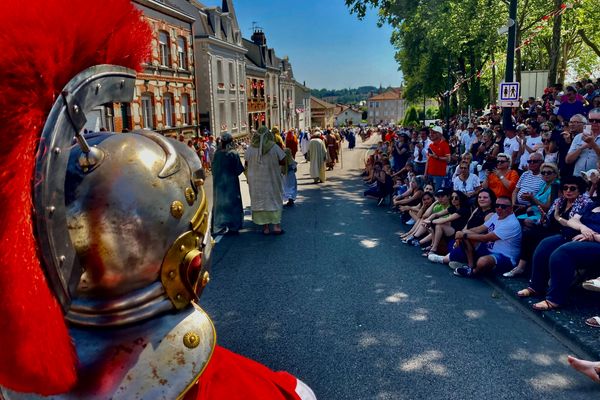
[530,234,600,305]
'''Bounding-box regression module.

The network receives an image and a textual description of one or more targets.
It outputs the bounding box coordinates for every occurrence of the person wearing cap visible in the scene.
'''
[460,123,476,154]
[566,108,600,176]
[425,125,450,189]
[212,133,245,235]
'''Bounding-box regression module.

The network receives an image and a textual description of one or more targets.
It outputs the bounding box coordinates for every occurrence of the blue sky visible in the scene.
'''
[206,1,403,90]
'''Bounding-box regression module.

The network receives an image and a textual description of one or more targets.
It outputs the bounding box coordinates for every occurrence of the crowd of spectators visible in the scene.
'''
[362,79,600,326]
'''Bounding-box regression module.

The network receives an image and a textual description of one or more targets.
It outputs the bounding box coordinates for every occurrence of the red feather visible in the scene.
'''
[0,0,150,395]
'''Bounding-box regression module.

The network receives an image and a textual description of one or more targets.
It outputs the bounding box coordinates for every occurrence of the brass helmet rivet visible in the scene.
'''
[170,201,184,219]
[180,245,186,252]
[168,271,176,279]
[176,293,183,301]
[201,271,210,287]
[184,187,196,205]
[183,332,200,349]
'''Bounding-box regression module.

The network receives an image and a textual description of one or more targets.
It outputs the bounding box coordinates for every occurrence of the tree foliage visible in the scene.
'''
[345,0,599,111]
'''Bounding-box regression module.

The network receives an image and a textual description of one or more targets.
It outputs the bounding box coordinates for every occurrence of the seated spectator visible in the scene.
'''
[428,189,497,265]
[453,161,481,199]
[399,192,435,230]
[364,161,393,205]
[401,188,451,246]
[482,153,519,198]
[450,196,522,278]
[472,129,499,170]
[558,86,587,124]
[393,177,424,210]
[541,130,559,164]
[425,191,470,257]
[504,164,562,277]
[512,152,544,213]
[566,107,600,176]
[517,178,597,310]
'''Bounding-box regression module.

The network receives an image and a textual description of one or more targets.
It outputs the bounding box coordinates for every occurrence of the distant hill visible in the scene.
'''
[311,86,379,105]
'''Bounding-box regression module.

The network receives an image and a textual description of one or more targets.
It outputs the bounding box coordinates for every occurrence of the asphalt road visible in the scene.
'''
[200,138,598,400]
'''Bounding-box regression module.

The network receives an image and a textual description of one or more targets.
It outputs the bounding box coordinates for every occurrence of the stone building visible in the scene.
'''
[294,81,311,132]
[310,97,335,129]
[170,0,248,137]
[279,57,296,131]
[94,0,198,138]
[367,88,405,126]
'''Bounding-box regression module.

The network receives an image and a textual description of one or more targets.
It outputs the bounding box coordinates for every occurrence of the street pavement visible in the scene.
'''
[200,138,598,400]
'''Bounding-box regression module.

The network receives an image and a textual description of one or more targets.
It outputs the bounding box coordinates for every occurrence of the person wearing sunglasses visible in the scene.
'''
[504,163,561,277]
[452,161,481,199]
[517,177,595,310]
[424,191,470,258]
[541,132,559,164]
[565,107,600,176]
[450,196,521,278]
[513,153,544,215]
[482,153,519,199]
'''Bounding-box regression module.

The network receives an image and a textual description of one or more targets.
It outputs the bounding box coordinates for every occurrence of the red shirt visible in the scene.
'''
[426,139,450,177]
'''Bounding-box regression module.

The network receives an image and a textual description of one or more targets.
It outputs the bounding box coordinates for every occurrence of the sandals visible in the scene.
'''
[401,236,415,244]
[532,300,560,311]
[517,287,537,298]
[585,316,600,328]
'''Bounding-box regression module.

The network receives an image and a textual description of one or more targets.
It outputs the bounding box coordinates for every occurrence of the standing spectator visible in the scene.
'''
[566,108,600,176]
[452,196,522,277]
[391,133,410,172]
[518,121,543,171]
[513,152,544,211]
[503,125,521,170]
[245,126,286,235]
[460,123,476,154]
[559,115,586,177]
[308,130,328,183]
[558,86,587,124]
[482,153,519,198]
[425,126,450,189]
[211,133,245,235]
[413,129,428,176]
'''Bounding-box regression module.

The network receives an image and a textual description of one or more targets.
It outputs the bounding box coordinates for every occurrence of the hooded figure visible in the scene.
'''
[211,133,245,234]
[245,127,287,234]
[308,130,329,183]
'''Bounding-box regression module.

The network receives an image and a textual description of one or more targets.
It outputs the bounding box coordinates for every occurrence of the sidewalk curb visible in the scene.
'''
[484,275,600,360]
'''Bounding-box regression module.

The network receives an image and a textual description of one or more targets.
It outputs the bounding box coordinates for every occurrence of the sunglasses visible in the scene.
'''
[497,159,508,164]
[562,185,578,192]
[527,159,542,164]
[540,170,555,175]
[496,204,511,210]
[542,139,551,143]
[590,119,600,123]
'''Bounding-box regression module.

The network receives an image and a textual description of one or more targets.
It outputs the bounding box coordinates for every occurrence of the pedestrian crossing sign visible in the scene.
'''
[499,82,520,101]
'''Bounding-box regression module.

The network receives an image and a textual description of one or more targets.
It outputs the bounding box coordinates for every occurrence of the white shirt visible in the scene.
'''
[484,213,522,265]
[518,135,542,169]
[453,174,481,194]
[460,130,476,152]
[503,136,520,160]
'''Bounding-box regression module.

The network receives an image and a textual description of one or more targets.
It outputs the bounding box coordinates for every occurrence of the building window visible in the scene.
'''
[219,102,226,130]
[230,102,236,129]
[163,93,174,127]
[180,94,191,125]
[177,36,187,70]
[158,31,171,67]
[120,103,132,131]
[141,94,154,129]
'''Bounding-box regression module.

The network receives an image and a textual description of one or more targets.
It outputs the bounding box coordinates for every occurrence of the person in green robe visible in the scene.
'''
[211,133,245,235]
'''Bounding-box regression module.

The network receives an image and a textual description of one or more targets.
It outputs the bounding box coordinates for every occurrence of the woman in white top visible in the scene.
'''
[453,161,481,199]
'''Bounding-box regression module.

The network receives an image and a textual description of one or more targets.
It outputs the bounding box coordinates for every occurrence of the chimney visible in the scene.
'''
[251,29,266,46]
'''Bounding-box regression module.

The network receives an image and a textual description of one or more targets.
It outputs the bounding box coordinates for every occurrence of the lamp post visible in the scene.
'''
[502,0,518,129]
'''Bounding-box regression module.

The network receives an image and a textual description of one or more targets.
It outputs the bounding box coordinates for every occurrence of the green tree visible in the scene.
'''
[403,106,419,126]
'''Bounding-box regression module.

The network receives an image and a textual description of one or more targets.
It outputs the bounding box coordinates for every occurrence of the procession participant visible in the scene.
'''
[325,130,339,170]
[285,129,299,159]
[282,146,299,206]
[245,126,287,235]
[309,130,329,183]
[0,2,315,398]
[212,133,245,234]
[299,129,311,161]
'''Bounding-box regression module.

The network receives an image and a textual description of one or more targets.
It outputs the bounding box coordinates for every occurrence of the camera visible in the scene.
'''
[482,160,497,171]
